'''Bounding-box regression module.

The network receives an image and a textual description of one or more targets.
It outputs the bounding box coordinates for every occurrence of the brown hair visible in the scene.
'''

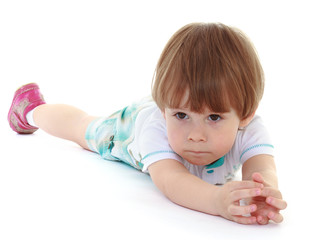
[152,22,264,120]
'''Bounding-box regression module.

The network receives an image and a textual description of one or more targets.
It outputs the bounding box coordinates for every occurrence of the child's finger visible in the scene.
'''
[266,197,287,210]
[268,211,284,223]
[256,215,269,225]
[227,181,264,191]
[252,172,264,183]
[260,187,282,199]
[232,215,257,225]
[230,188,262,202]
[228,203,257,216]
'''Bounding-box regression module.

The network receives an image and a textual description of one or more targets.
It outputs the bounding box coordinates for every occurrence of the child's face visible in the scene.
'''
[163,106,248,166]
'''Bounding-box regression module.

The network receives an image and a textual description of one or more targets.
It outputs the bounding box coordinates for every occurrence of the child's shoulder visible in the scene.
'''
[135,100,165,130]
[243,115,267,134]
[233,115,274,163]
[236,115,271,144]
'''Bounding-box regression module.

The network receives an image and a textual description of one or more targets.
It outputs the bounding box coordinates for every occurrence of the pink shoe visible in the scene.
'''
[8,83,46,134]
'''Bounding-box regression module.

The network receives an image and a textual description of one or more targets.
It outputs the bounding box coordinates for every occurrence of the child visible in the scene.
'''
[8,22,286,225]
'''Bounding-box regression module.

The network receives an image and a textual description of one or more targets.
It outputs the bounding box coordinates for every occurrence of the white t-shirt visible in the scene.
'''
[128,103,274,185]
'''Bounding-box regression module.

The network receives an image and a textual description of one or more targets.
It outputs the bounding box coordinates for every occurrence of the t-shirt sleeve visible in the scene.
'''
[236,115,275,165]
[139,118,182,173]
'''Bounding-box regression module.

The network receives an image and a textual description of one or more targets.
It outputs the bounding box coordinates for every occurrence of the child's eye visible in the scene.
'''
[175,112,188,120]
[208,114,221,122]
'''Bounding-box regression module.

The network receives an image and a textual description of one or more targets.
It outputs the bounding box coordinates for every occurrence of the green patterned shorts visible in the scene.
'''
[85,98,154,170]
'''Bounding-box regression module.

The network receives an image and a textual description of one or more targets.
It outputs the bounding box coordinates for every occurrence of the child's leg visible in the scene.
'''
[33,104,98,150]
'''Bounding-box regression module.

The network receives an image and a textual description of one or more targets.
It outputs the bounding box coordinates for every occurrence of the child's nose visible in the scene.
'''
[187,124,207,142]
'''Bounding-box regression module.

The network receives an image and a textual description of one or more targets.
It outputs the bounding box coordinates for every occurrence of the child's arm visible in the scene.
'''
[242,154,287,224]
[242,154,278,188]
[148,159,264,225]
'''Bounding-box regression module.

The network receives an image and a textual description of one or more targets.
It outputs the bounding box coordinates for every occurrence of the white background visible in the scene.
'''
[1,0,334,239]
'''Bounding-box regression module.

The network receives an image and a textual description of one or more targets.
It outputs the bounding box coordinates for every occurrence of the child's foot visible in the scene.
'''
[8,83,46,134]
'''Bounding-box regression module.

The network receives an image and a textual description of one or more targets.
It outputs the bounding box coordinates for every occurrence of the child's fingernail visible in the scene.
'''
[266,197,272,204]
[268,212,275,219]
[256,189,261,195]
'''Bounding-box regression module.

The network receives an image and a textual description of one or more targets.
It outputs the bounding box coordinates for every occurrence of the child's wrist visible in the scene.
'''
[212,185,230,217]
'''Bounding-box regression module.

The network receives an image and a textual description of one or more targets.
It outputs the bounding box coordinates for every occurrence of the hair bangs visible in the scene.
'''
[162,61,234,114]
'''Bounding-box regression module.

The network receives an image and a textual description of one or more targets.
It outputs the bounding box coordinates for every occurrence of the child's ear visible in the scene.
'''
[239,112,256,128]
[161,109,166,120]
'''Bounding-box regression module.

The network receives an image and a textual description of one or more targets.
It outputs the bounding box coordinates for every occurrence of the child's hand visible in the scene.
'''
[249,172,287,224]
[215,180,264,225]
